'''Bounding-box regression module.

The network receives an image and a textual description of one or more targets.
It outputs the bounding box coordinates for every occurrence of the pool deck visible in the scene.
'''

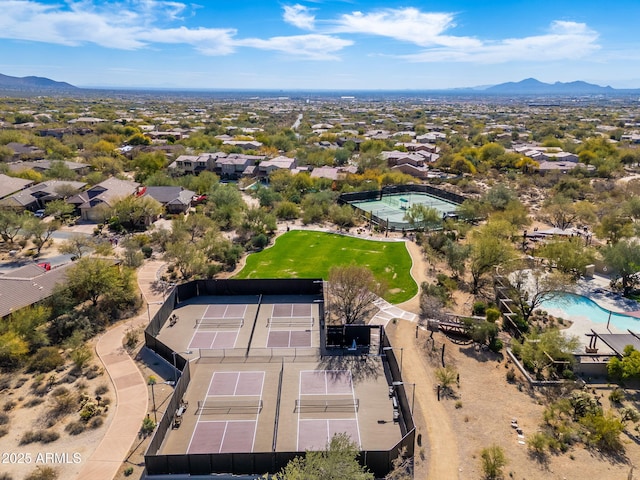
[548,274,640,351]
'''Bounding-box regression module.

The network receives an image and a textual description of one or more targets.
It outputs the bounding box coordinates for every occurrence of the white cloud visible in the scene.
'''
[404,21,600,63]
[237,34,352,60]
[332,8,481,48]
[283,4,315,30]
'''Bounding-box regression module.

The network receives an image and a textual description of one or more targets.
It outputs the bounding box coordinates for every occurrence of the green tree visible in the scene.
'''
[0,210,27,244]
[165,241,208,279]
[480,445,507,479]
[403,204,441,232]
[64,258,121,306]
[508,268,575,324]
[272,433,373,480]
[4,305,51,351]
[468,223,516,293]
[58,234,95,259]
[0,331,29,368]
[44,199,75,220]
[112,195,163,230]
[607,345,640,381]
[602,240,640,294]
[328,265,386,324]
[443,240,470,279]
[537,238,596,277]
[24,218,61,255]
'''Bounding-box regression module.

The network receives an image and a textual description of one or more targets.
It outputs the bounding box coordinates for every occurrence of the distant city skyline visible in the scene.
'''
[1,0,639,90]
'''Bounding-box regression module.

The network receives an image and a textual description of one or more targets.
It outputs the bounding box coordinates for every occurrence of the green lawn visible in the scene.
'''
[234,230,417,304]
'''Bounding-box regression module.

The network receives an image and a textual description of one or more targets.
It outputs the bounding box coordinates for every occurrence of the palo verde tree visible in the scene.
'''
[271,433,374,480]
[601,239,640,295]
[328,265,386,324]
[508,268,575,324]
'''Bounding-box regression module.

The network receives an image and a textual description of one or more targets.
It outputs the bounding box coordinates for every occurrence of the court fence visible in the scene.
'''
[143,279,413,477]
[338,184,466,231]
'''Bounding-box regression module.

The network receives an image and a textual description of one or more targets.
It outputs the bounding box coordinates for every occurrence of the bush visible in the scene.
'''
[48,392,79,419]
[3,400,16,412]
[95,384,109,396]
[473,301,487,316]
[79,401,100,421]
[24,398,44,408]
[28,347,64,373]
[124,467,134,476]
[88,416,104,429]
[506,368,516,383]
[0,473,13,480]
[0,427,7,438]
[141,245,153,258]
[480,445,507,479]
[20,430,59,445]
[70,346,92,371]
[140,416,156,436]
[489,337,503,353]
[24,466,58,480]
[609,388,625,404]
[65,421,85,435]
[486,308,501,323]
[0,412,9,425]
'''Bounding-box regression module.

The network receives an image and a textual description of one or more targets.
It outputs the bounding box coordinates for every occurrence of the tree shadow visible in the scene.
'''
[319,354,382,384]
[459,343,503,363]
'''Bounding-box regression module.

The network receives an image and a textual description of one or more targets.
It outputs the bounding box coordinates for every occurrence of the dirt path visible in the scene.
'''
[395,240,429,314]
[386,320,460,479]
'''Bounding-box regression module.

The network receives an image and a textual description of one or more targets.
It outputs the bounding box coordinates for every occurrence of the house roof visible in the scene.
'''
[0,263,72,318]
[67,177,139,209]
[6,159,90,173]
[0,174,34,199]
[142,186,195,206]
[0,180,87,208]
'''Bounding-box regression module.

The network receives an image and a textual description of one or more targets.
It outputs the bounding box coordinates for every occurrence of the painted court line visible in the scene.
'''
[186,371,218,454]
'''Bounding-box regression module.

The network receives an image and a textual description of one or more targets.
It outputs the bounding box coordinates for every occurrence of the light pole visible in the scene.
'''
[147,300,163,323]
[383,346,403,375]
[393,381,416,414]
[171,350,193,386]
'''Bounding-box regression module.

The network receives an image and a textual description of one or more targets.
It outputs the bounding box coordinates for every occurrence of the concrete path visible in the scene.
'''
[76,260,166,479]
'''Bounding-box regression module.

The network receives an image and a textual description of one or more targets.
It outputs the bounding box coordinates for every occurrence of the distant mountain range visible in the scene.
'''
[0,73,77,91]
[0,72,639,96]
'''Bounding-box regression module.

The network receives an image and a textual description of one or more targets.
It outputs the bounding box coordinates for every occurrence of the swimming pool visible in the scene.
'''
[540,293,640,331]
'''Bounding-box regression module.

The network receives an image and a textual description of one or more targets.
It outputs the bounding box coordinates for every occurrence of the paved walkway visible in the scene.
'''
[76,260,166,479]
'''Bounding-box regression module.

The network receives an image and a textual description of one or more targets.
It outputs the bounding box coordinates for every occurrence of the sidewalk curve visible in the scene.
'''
[76,260,166,479]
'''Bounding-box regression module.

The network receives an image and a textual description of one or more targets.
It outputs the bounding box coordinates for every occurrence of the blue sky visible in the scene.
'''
[1,0,639,90]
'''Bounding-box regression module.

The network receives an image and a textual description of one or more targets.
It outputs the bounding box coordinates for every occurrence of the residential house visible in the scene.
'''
[67,177,139,221]
[140,186,195,214]
[222,140,263,151]
[5,142,44,161]
[0,180,86,211]
[257,156,297,178]
[215,154,262,179]
[0,174,34,201]
[6,159,91,176]
[0,263,72,319]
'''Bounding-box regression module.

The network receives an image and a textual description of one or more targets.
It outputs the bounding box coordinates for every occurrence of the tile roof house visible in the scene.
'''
[0,263,72,319]
[6,159,91,176]
[67,177,139,221]
[5,142,45,161]
[0,180,87,211]
[140,186,196,214]
[0,174,34,200]
[257,156,297,178]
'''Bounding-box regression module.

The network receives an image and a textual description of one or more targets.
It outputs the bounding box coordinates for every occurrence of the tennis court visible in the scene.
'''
[267,330,312,348]
[187,371,265,454]
[188,304,249,349]
[350,192,459,227]
[297,370,360,450]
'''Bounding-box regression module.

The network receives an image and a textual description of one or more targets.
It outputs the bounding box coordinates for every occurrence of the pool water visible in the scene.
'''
[540,293,640,331]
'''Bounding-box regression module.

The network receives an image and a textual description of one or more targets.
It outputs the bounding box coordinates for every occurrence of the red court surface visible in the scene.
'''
[189,330,238,349]
[203,304,248,318]
[208,371,265,396]
[272,303,312,318]
[187,420,257,454]
[297,419,361,451]
[300,370,353,395]
[267,330,312,348]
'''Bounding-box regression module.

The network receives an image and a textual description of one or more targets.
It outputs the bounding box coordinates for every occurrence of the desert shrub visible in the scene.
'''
[506,368,516,382]
[101,396,111,406]
[85,365,102,380]
[486,308,501,323]
[141,245,153,258]
[527,432,549,458]
[124,329,139,350]
[79,401,100,421]
[88,416,104,429]
[0,427,8,438]
[62,373,78,384]
[609,388,625,404]
[51,386,69,397]
[473,301,487,316]
[0,413,9,425]
[28,347,64,373]
[24,398,44,408]
[70,346,92,371]
[480,445,507,479]
[95,384,109,396]
[14,377,28,389]
[20,430,59,445]
[3,400,16,411]
[76,379,88,390]
[24,466,58,480]
[48,391,79,419]
[124,466,134,476]
[140,416,156,436]
[0,473,13,480]
[65,421,85,435]
[0,376,11,391]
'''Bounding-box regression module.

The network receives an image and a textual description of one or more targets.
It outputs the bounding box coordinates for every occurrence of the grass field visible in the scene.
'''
[234,230,417,304]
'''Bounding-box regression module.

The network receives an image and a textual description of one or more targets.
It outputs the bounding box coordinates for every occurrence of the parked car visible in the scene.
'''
[34,209,46,218]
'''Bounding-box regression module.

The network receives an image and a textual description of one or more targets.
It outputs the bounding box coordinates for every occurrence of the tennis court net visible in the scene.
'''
[294,398,359,413]
[195,317,244,328]
[267,317,314,327]
[196,398,263,414]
